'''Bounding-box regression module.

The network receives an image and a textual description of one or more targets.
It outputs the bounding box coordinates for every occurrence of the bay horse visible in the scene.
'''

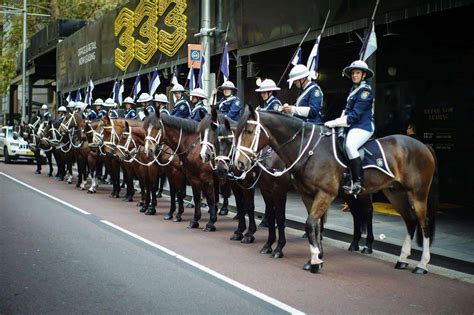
[143,112,219,231]
[116,120,187,219]
[234,107,437,274]
[198,110,292,256]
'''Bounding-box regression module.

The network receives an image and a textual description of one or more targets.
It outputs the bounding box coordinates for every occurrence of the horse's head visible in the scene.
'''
[198,108,218,164]
[101,116,121,156]
[116,121,136,162]
[44,120,62,147]
[215,118,235,178]
[143,111,163,157]
[85,120,103,149]
[233,105,270,171]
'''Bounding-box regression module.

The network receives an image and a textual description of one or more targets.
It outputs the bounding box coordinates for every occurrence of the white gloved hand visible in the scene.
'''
[324,116,349,128]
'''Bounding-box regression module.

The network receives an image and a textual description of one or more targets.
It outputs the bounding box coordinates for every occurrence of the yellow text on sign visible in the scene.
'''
[114,0,188,71]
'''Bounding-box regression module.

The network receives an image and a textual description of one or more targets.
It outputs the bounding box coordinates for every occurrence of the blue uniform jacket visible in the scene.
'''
[108,109,119,119]
[146,105,155,114]
[261,96,281,111]
[85,110,97,120]
[97,109,108,119]
[218,95,242,122]
[295,82,323,124]
[345,80,374,132]
[160,108,170,115]
[124,108,137,119]
[42,112,52,122]
[170,98,190,118]
[190,102,208,122]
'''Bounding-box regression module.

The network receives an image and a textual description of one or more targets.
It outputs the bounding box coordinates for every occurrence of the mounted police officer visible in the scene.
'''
[153,93,170,115]
[136,92,154,120]
[83,103,98,120]
[40,104,52,122]
[324,60,375,194]
[170,84,190,118]
[123,96,137,119]
[255,79,281,111]
[57,106,67,121]
[216,81,241,122]
[189,88,208,122]
[103,98,119,119]
[282,64,324,124]
[74,101,85,115]
[93,98,107,119]
[66,101,76,114]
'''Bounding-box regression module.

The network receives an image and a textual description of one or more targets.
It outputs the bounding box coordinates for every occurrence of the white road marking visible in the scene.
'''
[101,219,305,315]
[0,172,91,215]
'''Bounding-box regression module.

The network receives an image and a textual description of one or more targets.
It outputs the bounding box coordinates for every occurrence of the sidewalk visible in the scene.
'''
[175,183,474,273]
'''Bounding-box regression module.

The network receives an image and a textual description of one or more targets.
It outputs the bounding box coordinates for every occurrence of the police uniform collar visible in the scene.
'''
[222,95,237,102]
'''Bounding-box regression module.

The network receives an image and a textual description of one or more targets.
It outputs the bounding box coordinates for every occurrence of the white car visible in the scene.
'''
[0,126,42,163]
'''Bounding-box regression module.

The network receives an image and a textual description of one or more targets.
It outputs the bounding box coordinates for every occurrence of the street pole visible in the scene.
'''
[201,0,211,103]
[21,0,27,123]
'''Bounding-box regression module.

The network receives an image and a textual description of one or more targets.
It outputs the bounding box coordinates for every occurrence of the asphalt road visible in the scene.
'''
[0,175,288,314]
[1,162,473,314]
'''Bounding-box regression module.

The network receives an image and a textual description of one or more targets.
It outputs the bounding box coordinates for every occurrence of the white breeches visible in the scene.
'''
[345,128,374,159]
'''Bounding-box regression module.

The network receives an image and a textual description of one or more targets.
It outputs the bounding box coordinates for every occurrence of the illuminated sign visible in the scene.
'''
[114,0,188,71]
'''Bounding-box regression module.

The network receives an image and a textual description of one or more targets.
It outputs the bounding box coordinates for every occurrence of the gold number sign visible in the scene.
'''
[114,0,188,70]
[114,7,135,71]
[158,0,187,57]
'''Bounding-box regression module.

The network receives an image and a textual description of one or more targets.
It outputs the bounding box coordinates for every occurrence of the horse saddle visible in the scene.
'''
[336,129,394,178]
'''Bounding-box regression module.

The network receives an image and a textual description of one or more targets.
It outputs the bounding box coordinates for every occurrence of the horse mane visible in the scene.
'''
[236,107,303,136]
[196,113,236,133]
[143,112,199,133]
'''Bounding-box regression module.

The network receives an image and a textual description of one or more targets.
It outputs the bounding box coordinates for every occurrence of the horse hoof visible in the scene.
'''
[348,243,359,252]
[186,203,194,208]
[230,233,243,241]
[259,246,272,254]
[232,214,240,221]
[310,263,323,274]
[412,267,428,275]
[241,235,255,244]
[137,202,144,207]
[145,208,156,215]
[164,214,173,220]
[87,190,94,194]
[139,206,147,213]
[48,173,53,177]
[394,261,409,270]
[156,192,163,198]
[218,208,228,216]
[302,232,308,238]
[361,247,373,254]
[203,225,216,232]
[172,216,182,222]
[258,220,269,228]
[188,221,199,229]
[272,251,284,259]
[303,261,311,271]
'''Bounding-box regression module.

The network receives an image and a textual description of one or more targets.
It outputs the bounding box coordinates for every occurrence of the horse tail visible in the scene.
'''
[416,144,438,246]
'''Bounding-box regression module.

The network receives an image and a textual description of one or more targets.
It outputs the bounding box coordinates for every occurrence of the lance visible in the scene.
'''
[129,63,143,97]
[211,22,231,107]
[307,10,331,74]
[359,0,380,60]
[276,27,311,87]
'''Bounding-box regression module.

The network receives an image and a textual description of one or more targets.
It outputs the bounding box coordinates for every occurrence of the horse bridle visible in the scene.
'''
[116,126,139,162]
[235,111,270,169]
[102,119,121,153]
[144,120,183,167]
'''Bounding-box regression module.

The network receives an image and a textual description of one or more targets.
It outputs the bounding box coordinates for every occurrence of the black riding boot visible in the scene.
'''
[349,157,364,194]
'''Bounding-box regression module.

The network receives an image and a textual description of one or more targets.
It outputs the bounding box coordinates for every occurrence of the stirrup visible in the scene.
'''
[342,182,364,195]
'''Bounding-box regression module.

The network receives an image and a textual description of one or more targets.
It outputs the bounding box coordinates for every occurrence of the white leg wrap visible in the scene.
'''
[399,233,412,263]
[80,181,86,190]
[417,236,431,270]
[310,245,323,265]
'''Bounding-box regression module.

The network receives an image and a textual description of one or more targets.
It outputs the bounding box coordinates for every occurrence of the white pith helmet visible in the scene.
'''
[255,79,280,92]
[58,106,67,113]
[123,96,135,105]
[41,104,48,110]
[170,84,185,93]
[287,64,310,88]
[93,98,104,106]
[136,93,152,103]
[67,101,76,108]
[218,80,238,91]
[342,60,374,79]
[190,88,207,99]
[103,98,117,108]
[153,93,169,103]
